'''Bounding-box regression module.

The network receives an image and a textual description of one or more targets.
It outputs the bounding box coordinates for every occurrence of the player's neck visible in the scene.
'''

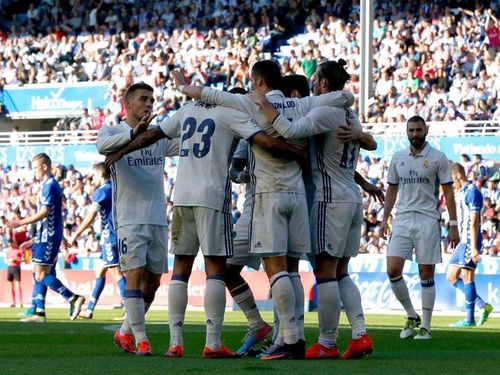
[125,116,139,128]
[410,142,427,156]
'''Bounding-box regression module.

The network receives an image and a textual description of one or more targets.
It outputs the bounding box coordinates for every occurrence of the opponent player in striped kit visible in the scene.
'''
[104,86,306,358]
[7,153,85,322]
[66,162,126,319]
[446,162,492,327]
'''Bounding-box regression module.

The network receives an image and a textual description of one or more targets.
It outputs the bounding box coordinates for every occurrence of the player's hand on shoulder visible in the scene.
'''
[247,91,267,106]
[337,118,361,143]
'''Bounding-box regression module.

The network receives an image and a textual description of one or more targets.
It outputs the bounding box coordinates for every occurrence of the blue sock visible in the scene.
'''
[33,280,46,312]
[464,282,477,323]
[117,277,126,299]
[453,278,485,309]
[42,274,74,301]
[88,277,106,311]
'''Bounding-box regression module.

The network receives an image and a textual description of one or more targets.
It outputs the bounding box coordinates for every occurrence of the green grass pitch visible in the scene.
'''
[0,308,498,374]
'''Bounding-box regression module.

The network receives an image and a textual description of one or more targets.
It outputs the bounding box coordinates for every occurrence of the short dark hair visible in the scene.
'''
[125,82,154,99]
[33,153,51,168]
[94,162,110,180]
[281,74,310,98]
[228,87,248,95]
[316,59,351,91]
[406,115,426,127]
[251,60,282,90]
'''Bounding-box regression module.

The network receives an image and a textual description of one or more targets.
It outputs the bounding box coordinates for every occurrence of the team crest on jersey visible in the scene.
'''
[423,160,429,168]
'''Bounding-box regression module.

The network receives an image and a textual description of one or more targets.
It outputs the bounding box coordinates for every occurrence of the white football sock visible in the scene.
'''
[270,271,297,345]
[317,279,340,348]
[390,275,418,319]
[289,272,305,341]
[230,282,264,329]
[123,291,147,343]
[421,278,435,331]
[339,275,366,339]
[168,279,188,347]
[205,277,226,350]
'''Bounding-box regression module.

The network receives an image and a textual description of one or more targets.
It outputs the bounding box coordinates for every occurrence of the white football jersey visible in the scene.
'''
[232,139,254,222]
[387,143,453,220]
[201,88,353,194]
[97,121,179,229]
[273,106,362,203]
[159,101,261,212]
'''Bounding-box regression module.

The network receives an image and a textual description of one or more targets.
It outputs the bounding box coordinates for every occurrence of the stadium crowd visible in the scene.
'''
[0,0,499,125]
[1,153,499,262]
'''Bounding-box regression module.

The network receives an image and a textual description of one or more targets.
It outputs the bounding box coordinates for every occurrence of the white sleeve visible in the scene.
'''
[437,152,453,185]
[164,138,180,157]
[96,125,133,155]
[296,90,355,114]
[201,88,261,119]
[272,107,346,139]
[158,109,183,139]
[226,109,262,140]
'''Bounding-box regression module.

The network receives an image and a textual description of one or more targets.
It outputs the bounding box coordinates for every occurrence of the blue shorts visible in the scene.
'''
[449,243,478,270]
[32,241,61,266]
[101,241,119,267]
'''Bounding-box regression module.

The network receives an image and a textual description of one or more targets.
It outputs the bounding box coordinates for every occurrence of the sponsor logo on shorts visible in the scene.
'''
[253,241,263,249]
[327,243,333,251]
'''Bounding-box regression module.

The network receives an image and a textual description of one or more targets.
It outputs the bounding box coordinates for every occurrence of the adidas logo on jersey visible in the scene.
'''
[254,242,263,249]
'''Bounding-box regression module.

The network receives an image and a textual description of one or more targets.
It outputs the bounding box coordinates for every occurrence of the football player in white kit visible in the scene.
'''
[97,83,179,356]
[248,59,379,359]
[104,86,307,359]
[176,61,356,360]
[380,115,460,340]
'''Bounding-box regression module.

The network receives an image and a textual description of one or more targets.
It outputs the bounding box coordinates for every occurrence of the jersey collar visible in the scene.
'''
[266,89,285,97]
[408,142,430,157]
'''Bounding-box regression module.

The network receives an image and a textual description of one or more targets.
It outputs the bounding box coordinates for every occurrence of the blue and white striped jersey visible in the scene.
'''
[458,181,483,249]
[92,180,116,247]
[35,175,63,244]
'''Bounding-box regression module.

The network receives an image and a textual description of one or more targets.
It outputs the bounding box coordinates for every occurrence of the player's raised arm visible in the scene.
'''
[96,112,156,155]
[296,90,355,113]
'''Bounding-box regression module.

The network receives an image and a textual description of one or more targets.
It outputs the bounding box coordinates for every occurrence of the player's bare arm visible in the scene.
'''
[66,208,98,248]
[337,119,377,151]
[252,132,307,162]
[172,69,203,99]
[442,183,460,248]
[229,158,250,184]
[470,211,480,263]
[247,91,278,123]
[105,127,166,168]
[380,184,399,239]
[6,206,49,229]
[354,171,385,203]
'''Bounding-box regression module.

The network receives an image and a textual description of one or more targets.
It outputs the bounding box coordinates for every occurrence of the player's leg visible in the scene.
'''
[33,243,85,320]
[415,264,435,339]
[16,267,23,307]
[260,255,299,360]
[287,256,305,346]
[166,207,198,358]
[338,259,373,359]
[226,263,271,356]
[114,224,156,355]
[8,268,15,307]
[165,255,194,358]
[197,207,236,358]
[414,214,442,339]
[82,265,107,319]
[387,216,420,338]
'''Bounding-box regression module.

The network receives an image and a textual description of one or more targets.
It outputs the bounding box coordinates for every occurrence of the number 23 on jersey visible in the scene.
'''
[180,117,215,158]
